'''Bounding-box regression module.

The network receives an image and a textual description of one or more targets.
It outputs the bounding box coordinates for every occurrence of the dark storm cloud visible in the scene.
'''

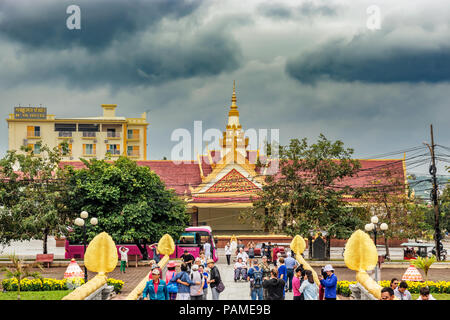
[286,32,450,84]
[0,0,202,52]
[0,0,244,88]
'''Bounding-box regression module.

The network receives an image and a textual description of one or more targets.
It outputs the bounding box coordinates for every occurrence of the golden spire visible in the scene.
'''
[229,80,239,117]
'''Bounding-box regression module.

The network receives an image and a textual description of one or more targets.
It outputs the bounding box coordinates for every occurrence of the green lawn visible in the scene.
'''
[411,293,450,300]
[0,290,71,300]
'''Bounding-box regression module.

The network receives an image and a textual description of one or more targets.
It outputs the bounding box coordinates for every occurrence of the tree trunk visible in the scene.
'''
[308,235,313,259]
[135,240,149,260]
[43,230,48,254]
[325,235,331,260]
[384,236,390,261]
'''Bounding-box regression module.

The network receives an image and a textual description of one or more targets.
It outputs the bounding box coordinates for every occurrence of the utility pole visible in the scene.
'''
[424,124,442,261]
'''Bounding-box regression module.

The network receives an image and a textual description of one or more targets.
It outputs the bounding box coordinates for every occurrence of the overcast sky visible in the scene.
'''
[0,0,449,175]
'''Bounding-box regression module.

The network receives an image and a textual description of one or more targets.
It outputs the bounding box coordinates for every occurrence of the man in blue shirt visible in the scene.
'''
[319,264,337,300]
[277,257,287,298]
[247,259,264,300]
[284,251,298,292]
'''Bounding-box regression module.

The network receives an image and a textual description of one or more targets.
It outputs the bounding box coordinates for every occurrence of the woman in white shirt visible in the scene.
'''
[225,242,232,265]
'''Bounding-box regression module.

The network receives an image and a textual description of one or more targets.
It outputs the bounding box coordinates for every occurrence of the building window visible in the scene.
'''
[107,144,120,155]
[28,144,41,154]
[27,126,40,138]
[127,129,139,140]
[107,129,120,138]
[127,145,139,156]
[83,144,96,155]
[59,143,72,155]
[55,123,76,137]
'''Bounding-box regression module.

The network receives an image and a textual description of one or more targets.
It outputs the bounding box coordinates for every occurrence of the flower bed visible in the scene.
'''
[1,278,124,294]
[337,280,450,297]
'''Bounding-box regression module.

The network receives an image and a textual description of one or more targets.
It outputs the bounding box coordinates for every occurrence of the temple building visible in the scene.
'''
[56,83,407,236]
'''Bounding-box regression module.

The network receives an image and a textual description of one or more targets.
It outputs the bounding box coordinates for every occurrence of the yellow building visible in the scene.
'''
[6,104,148,160]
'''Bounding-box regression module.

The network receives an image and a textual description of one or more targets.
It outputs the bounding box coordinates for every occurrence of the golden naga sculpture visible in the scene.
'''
[62,232,118,300]
[290,235,320,287]
[126,233,175,300]
[344,229,382,299]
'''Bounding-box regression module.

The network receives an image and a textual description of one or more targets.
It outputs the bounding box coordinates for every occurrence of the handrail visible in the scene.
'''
[62,232,118,300]
[125,234,175,300]
[125,255,169,300]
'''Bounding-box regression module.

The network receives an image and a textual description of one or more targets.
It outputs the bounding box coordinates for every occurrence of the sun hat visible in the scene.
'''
[323,264,334,272]
[167,261,178,268]
[152,268,160,275]
[192,264,199,271]
[207,259,214,264]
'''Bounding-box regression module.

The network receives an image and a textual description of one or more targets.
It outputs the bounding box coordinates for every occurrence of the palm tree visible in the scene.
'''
[1,254,43,300]
[411,255,436,282]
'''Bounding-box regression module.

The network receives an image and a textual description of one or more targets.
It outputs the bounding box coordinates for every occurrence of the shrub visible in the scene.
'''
[336,280,450,296]
[1,277,124,293]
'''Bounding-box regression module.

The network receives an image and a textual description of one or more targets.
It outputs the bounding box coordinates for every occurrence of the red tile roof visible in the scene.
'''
[59,158,406,203]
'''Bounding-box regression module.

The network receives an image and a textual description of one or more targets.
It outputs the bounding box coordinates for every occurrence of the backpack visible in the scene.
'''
[253,267,263,288]
[166,272,178,293]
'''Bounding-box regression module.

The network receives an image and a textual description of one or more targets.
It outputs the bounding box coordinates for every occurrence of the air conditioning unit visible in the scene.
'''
[104,140,108,143]
[93,139,97,143]
[70,139,74,143]
[23,139,28,146]
[70,156,74,160]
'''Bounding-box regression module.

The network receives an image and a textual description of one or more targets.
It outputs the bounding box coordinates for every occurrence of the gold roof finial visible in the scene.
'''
[231,80,237,107]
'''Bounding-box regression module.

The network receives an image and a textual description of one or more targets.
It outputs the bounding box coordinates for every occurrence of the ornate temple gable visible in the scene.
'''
[205,168,259,193]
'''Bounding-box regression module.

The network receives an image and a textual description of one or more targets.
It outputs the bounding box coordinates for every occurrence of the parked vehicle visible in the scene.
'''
[65,226,219,262]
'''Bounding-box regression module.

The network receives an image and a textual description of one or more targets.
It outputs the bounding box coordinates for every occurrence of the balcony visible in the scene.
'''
[107,149,121,156]
[127,150,140,157]
[107,131,121,139]
[58,131,73,138]
[82,132,96,138]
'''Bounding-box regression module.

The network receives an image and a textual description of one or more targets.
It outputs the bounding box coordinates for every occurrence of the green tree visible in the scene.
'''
[0,142,74,253]
[360,169,429,260]
[63,156,189,260]
[241,134,362,259]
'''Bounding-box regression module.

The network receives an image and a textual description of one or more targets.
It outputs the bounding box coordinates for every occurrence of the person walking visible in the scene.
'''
[118,246,129,274]
[292,265,304,300]
[284,251,298,292]
[203,240,212,260]
[165,261,178,300]
[259,255,271,299]
[266,242,273,263]
[318,264,337,300]
[143,268,169,300]
[170,263,200,300]
[189,264,205,300]
[299,270,319,300]
[417,286,436,300]
[225,242,232,265]
[237,247,249,264]
[180,250,195,272]
[390,278,399,291]
[380,287,396,300]
[394,281,412,300]
[247,259,264,300]
[207,259,223,300]
[199,264,209,300]
[277,257,287,298]
[262,268,285,300]
[237,240,245,255]
[248,242,255,260]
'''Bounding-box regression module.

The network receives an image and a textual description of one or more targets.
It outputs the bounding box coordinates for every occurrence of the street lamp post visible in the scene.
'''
[365,214,388,282]
[74,211,98,283]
